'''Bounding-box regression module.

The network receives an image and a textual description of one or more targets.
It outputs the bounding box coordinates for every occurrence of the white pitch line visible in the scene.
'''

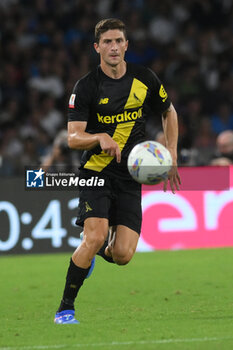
[1,336,233,350]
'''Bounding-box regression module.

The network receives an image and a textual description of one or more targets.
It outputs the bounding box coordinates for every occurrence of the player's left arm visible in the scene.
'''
[162,103,181,193]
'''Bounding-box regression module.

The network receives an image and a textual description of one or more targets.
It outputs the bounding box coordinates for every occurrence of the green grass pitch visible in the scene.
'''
[1,248,233,350]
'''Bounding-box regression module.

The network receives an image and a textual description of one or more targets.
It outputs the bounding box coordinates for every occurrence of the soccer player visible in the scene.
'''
[54,18,180,324]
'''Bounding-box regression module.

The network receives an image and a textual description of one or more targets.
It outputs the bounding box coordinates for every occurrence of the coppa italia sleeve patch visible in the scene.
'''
[69,94,76,108]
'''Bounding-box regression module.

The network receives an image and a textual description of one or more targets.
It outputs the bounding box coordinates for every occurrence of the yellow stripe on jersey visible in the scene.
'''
[84,78,148,172]
[124,78,148,109]
[84,121,135,172]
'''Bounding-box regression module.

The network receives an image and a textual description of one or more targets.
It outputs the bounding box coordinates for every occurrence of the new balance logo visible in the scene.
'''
[99,98,109,104]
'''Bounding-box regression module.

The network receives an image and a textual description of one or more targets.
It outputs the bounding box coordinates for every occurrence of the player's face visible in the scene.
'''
[94,29,128,67]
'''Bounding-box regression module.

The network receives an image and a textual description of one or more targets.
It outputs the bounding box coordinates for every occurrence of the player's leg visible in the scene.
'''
[97,226,116,263]
[79,228,115,265]
[108,225,139,265]
[54,217,109,324]
[104,177,142,264]
[79,231,96,278]
[73,217,109,267]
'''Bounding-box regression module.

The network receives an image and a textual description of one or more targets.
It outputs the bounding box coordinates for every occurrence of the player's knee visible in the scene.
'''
[83,227,106,253]
[112,248,134,266]
[114,254,131,265]
[87,232,105,251]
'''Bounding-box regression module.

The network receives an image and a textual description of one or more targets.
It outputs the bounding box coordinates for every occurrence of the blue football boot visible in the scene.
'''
[54,310,79,324]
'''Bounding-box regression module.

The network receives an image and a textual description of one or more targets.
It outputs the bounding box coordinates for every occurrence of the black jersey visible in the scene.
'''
[68,62,171,179]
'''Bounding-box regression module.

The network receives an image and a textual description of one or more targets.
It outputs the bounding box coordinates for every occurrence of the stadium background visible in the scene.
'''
[1,2,233,350]
[0,0,233,255]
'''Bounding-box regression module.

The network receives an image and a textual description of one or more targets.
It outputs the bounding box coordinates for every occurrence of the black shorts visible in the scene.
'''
[75,170,142,234]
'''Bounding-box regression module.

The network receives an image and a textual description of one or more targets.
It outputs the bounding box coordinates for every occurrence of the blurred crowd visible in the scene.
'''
[0,0,233,175]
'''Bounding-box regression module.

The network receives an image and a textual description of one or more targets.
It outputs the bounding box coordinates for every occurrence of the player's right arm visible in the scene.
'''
[68,121,121,163]
[68,76,121,162]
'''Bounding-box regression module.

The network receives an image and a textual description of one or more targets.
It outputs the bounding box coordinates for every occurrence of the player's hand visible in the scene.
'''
[163,165,181,194]
[98,133,121,163]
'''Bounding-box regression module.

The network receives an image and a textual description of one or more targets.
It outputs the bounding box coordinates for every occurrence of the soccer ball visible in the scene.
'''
[127,141,172,185]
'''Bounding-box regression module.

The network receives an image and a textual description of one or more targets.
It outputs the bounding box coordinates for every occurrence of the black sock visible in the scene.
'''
[57,258,91,312]
[97,240,115,263]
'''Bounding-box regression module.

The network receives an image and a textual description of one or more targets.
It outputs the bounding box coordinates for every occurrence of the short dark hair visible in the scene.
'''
[95,18,127,43]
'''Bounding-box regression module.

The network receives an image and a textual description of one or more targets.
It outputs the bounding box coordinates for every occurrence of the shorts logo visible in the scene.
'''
[99,98,109,104]
[159,85,168,102]
[85,202,92,212]
[26,168,45,188]
[69,94,76,108]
